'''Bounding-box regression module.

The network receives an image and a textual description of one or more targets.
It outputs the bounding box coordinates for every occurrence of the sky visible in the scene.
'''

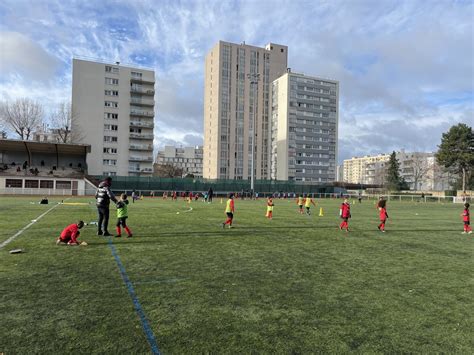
[0,0,473,163]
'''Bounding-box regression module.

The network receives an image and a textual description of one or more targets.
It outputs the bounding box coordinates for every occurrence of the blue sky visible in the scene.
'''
[0,0,472,162]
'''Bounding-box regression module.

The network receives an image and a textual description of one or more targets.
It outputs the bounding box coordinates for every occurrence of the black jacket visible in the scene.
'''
[95,181,117,207]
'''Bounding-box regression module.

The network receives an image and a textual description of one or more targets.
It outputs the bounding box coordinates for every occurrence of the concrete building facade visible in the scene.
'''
[72,59,155,176]
[343,154,391,184]
[155,146,203,178]
[203,41,288,180]
[343,152,452,190]
[270,71,338,182]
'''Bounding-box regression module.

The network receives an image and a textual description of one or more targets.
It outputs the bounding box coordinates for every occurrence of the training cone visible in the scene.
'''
[319,207,324,217]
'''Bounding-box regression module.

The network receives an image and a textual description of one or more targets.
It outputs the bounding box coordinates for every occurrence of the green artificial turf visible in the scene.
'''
[0,196,473,354]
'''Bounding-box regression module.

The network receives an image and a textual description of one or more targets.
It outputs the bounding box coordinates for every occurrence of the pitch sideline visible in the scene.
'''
[0,199,68,250]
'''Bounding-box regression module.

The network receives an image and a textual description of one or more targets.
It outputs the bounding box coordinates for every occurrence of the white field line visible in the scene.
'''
[0,199,68,250]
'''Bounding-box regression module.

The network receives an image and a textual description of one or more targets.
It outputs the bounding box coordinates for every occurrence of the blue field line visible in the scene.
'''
[108,239,161,355]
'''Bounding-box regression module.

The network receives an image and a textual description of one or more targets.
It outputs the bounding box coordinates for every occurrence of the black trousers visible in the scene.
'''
[97,206,110,232]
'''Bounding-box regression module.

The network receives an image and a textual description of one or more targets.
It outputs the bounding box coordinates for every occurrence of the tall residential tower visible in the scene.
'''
[203,41,288,180]
[271,71,339,182]
[72,59,155,176]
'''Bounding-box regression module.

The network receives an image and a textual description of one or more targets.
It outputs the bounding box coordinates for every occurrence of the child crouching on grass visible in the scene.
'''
[56,221,85,246]
[115,194,133,238]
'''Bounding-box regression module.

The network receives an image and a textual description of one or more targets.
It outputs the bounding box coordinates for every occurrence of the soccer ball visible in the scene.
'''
[176,212,180,215]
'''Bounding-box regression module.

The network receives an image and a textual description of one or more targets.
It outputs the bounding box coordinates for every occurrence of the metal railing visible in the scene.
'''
[130,109,154,117]
[130,121,154,128]
[129,133,154,140]
[130,98,155,106]
[130,87,155,95]
[129,144,153,150]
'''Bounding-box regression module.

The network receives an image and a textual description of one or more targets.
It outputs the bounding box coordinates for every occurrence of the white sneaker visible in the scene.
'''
[469,231,473,234]
[461,231,467,234]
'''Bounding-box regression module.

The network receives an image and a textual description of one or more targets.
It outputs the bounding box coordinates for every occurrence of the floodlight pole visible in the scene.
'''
[247,73,260,196]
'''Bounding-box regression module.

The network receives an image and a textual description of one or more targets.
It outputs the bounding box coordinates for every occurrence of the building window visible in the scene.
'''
[104,124,118,131]
[103,159,117,166]
[103,172,117,176]
[6,179,22,188]
[131,71,143,78]
[40,180,54,188]
[105,101,118,108]
[25,180,39,188]
[56,181,71,189]
[104,113,118,119]
[105,66,118,73]
[105,78,119,85]
[104,136,118,142]
[103,147,118,154]
[105,90,119,96]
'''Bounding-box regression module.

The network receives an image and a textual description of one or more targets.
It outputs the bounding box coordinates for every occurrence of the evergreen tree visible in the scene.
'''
[436,123,474,191]
[386,151,404,191]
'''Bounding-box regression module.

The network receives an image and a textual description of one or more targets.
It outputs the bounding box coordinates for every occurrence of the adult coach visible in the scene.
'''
[208,187,214,203]
[95,177,117,236]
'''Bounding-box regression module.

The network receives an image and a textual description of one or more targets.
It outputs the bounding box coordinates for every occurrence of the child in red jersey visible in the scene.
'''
[377,199,389,232]
[56,221,85,246]
[339,198,351,232]
[461,202,472,234]
[222,193,235,228]
[266,197,274,219]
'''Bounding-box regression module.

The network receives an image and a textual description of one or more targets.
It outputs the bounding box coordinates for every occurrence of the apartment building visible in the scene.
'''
[343,152,451,190]
[343,154,390,184]
[155,146,203,178]
[203,41,288,180]
[72,59,155,176]
[270,71,338,182]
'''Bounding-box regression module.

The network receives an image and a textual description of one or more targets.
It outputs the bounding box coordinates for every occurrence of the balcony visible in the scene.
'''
[130,98,155,107]
[130,77,155,85]
[130,121,154,128]
[130,109,154,117]
[130,87,155,96]
[129,156,154,162]
[129,133,154,140]
[129,144,153,151]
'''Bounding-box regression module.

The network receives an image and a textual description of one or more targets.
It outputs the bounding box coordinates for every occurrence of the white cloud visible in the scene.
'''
[0,31,60,81]
[0,0,472,161]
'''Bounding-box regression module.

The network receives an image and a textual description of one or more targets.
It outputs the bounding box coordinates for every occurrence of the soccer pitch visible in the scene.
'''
[1,197,473,353]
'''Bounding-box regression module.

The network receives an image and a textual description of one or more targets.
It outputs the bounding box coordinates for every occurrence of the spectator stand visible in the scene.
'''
[0,139,91,195]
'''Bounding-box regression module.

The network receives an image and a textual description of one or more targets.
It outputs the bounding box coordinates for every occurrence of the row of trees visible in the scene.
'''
[385,123,473,191]
[0,98,81,143]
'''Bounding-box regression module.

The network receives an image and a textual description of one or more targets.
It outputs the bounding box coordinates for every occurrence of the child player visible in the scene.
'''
[266,196,274,219]
[56,221,85,246]
[304,195,316,215]
[222,193,235,228]
[297,194,304,214]
[461,202,472,234]
[377,199,389,232]
[115,194,133,238]
[339,198,351,232]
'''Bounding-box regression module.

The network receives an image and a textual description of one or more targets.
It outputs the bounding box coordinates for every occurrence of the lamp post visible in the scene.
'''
[247,73,260,195]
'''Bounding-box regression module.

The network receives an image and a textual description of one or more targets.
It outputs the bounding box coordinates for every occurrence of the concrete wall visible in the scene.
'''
[0,176,86,195]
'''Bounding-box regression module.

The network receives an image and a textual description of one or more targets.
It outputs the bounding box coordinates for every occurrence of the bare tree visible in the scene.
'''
[0,98,43,140]
[49,101,84,143]
[411,155,433,190]
[153,163,183,177]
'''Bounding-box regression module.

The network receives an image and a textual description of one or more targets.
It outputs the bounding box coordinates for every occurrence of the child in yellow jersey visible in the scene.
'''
[297,195,304,214]
[222,193,235,228]
[304,195,316,215]
[266,197,274,219]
